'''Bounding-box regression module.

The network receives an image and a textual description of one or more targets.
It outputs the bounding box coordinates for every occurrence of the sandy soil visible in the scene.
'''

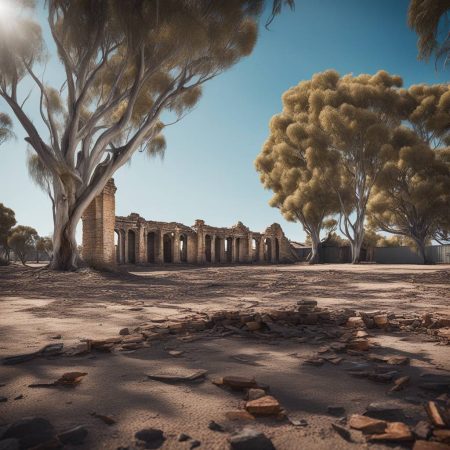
[0,263,449,449]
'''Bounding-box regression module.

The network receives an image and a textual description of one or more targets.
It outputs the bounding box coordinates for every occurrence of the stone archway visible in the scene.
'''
[128,230,136,263]
[163,233,173,263]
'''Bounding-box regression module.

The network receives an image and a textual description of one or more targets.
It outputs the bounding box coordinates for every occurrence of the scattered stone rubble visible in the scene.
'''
[1,300,449,449]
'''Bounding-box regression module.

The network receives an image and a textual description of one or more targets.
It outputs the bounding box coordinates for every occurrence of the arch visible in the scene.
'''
[252,238,259,262]
[214,237,221,263]
[264,238,272,262]
[147,231,156,263]
[225,237,233,263]
[235,238,241,262]
[163,233,173,263]
[205,234,212,262]
[128,229,136,264]
[180,234,188,262]
[275,238,280,262]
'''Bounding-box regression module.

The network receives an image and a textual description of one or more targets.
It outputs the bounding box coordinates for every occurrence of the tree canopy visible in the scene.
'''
[7,225,38,265]
[408,0,450,69]
[0,0,291,270]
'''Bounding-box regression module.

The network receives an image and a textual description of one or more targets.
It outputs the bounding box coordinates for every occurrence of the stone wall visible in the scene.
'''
[82,179,298,267]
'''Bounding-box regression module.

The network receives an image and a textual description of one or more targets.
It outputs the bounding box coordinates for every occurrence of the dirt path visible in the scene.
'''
[0,263,449,449]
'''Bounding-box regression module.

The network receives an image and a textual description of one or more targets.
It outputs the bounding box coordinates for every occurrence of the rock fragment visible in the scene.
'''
[349,415,387,434]
[228,428,275,450]
[2,417,56,449]
[368,422,413,442]
[245,395,281,416]
[135,428,165,449]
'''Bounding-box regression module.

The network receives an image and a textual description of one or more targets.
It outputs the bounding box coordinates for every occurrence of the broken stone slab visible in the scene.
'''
[348,415,387,434]
[390,376,410,392]
[287,417,308,427]
[347,317,364,328]
[331,423,352,442]
[2,343,64,365]
[368,422,413,442]
[135,428,165,449]
[247,388,266,401]
[348,339,370,351]
[119,327,130,336]
[147,369,207,383]
[228,428,275,450]
[433,429,450,444]
[214,376,260,390]
[425,401,450,427]
[373,314,389,328]
[245,395,281,416]
[364,401,406,421]
[1,417,56,449]
[168,350,184,357]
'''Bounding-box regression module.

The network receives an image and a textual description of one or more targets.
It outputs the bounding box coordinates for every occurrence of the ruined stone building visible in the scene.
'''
[82,179,298,267]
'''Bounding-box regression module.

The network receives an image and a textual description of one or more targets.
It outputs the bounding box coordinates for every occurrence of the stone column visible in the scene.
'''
[124,229,129,263]
[231,238,237,263]
[259,239,265,262]
[156,230,164,264]
[247,233,253,263]
[137,224,146,263]
[173,230,180,263]
[211,236,216,263]
[220,237,226,263]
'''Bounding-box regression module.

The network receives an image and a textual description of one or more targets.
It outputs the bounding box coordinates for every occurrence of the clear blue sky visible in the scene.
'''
[0,0,448,243]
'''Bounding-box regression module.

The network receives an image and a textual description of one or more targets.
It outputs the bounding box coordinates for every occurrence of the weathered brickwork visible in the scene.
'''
[82,179,298,267]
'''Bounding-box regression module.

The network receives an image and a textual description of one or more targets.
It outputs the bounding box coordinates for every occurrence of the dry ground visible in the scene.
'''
[0,263,449,449]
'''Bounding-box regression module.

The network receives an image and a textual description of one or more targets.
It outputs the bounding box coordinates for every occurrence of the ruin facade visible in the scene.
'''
[82,179,298,267]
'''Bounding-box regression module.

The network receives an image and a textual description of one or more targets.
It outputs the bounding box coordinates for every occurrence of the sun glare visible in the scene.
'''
[0,0,16,28]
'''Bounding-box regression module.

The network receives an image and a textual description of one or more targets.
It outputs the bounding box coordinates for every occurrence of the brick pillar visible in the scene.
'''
[82,179,117,269]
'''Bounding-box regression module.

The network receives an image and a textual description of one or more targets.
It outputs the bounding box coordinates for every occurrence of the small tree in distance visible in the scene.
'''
[8,225,38,265]
[0,203,16,264]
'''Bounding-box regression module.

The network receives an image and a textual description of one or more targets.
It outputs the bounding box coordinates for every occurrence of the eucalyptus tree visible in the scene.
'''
[408,0,450,69]
[0,203,16,263]
[0,0,291,270]
[8,225,38,265]
[279,70,402,263]
[255,112,339,264]
[368,128,450,264]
